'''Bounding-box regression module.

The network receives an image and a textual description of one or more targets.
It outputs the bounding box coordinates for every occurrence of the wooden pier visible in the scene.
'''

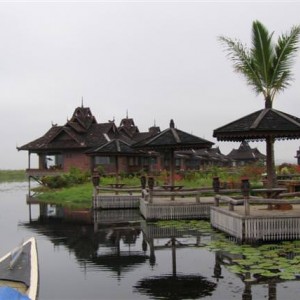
[211,194,300,242]
[139,189,215,220]
[93,186,141,209]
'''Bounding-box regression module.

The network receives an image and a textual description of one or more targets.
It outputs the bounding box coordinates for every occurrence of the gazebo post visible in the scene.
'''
[266,136,277,188]
[170,150,175,186]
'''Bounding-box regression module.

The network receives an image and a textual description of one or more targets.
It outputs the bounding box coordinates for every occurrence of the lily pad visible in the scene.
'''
[279,273,296,280]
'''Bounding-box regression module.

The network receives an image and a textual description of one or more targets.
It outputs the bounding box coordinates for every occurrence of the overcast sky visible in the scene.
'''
[2,1,300,169]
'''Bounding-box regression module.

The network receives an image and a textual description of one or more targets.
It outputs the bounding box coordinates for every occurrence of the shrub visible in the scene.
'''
[41,168,90,189]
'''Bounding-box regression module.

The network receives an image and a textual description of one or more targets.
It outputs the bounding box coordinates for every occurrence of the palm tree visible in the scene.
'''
[219,20,300,187]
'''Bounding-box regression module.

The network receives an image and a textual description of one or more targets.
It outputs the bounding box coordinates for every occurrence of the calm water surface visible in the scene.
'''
[0,182,299,300]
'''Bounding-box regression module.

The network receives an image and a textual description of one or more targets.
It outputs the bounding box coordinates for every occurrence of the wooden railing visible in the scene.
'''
[96,186,141,195]
[142,188,203,203]
[215,194,300,216]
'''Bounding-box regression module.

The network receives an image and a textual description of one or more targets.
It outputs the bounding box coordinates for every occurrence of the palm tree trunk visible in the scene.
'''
[266,136,277,188]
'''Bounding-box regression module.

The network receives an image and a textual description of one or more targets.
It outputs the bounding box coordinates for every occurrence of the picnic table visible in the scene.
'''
[161,185,184,191]
[251,188,287,209]
[107,183,126,189]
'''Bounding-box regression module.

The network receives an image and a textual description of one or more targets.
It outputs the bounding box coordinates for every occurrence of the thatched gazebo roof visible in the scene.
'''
[134,119,213,151]
[134,120,214,185]
[213,108,300,141]
[214,108,300,187]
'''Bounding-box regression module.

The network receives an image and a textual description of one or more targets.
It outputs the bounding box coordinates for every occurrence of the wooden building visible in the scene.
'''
[226,141,266,166]
[18,105,263,178]
[17,105,161,176]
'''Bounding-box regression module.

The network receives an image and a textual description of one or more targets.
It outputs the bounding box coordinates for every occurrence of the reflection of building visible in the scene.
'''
[23,203,148,279]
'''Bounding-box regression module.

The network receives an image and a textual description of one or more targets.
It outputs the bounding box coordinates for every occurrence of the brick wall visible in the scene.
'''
[63,152,91,172]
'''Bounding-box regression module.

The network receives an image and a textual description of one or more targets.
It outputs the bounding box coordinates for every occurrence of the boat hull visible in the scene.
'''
[0,237,39,300]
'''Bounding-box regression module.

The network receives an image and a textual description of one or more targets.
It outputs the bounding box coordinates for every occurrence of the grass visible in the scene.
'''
[33,164,268,208]
[0,170,26,182]
[36,182,93,208]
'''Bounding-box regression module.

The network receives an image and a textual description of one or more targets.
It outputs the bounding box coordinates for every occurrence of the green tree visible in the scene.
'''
[219,20,300,187]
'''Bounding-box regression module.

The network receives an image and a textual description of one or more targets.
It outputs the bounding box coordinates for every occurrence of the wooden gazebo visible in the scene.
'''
[214,108,300,187]
[134,119,214,186]
[87,139,147,179]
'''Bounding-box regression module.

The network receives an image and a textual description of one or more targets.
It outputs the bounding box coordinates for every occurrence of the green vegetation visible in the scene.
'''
[37,182,93,208]
[0,170,26,182]
[33,163,299,207]
[41,167,90,188]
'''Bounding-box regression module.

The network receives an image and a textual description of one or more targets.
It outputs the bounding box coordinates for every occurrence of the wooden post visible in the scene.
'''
[92,171,100,209]
[214,196,220,207]
[148,176,154,204]
[196,192,200,203]
[213,177,220,193]
[241,178,250,216]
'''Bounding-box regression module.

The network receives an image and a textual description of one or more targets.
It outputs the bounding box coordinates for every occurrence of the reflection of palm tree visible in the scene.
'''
[219,21,300,187]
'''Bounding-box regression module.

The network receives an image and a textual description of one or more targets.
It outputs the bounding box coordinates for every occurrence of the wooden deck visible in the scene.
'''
[93,186,142,209]
[211,204,300,242]
[140,196,215,220]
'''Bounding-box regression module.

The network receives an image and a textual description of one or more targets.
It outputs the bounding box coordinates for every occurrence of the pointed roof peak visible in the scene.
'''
[170,119,175,128]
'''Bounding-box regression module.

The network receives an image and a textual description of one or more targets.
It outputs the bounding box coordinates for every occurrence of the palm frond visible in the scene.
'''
[218,35,264,95]
[219,20,300,104]
[270,25,300,99]
[251,21,275,93]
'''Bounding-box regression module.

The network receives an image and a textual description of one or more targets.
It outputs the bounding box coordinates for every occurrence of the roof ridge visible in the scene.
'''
[250,109,269,129]
[171,128,181,143]
[273,109,300,127]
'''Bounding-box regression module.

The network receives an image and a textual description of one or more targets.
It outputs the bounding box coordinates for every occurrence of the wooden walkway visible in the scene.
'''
[93,186,141,209]
[211,198,300,242]
[91,182,300,242]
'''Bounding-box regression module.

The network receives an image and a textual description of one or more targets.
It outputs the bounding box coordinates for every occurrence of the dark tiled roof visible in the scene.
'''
[227,141,266,160]
[70,106,97,131]
[213,108,300,141]
[17,106,159,153]
[18,122,117,151]
[87,139,143,155]
[134,125,214,151]
[176,147,230,162]
[17,126,61,151]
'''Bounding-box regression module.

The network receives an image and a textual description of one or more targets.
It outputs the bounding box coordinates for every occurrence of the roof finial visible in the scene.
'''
[170,119,175,128]
[154,119,156,126]
[81,97,84,108]
[126,109,128,118]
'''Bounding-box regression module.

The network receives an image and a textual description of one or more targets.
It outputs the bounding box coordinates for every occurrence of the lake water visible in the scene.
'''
[1,182,300,300]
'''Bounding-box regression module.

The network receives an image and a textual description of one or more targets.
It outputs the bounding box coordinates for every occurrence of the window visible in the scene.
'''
[95,156,115,165]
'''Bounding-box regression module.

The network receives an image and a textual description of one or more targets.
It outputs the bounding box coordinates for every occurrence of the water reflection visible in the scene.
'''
[213,251,278,300]
[135,223,217,299]
[23,201,285,299]
[24,203,149,279]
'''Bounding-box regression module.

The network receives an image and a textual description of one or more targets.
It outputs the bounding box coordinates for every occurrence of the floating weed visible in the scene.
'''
[279,273,297,280]
[249,268,266,275]
[259,271,279,277]
[156,220,300,282]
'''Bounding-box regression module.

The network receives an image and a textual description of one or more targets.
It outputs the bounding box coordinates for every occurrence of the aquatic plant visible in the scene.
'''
[154,220,300,283]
